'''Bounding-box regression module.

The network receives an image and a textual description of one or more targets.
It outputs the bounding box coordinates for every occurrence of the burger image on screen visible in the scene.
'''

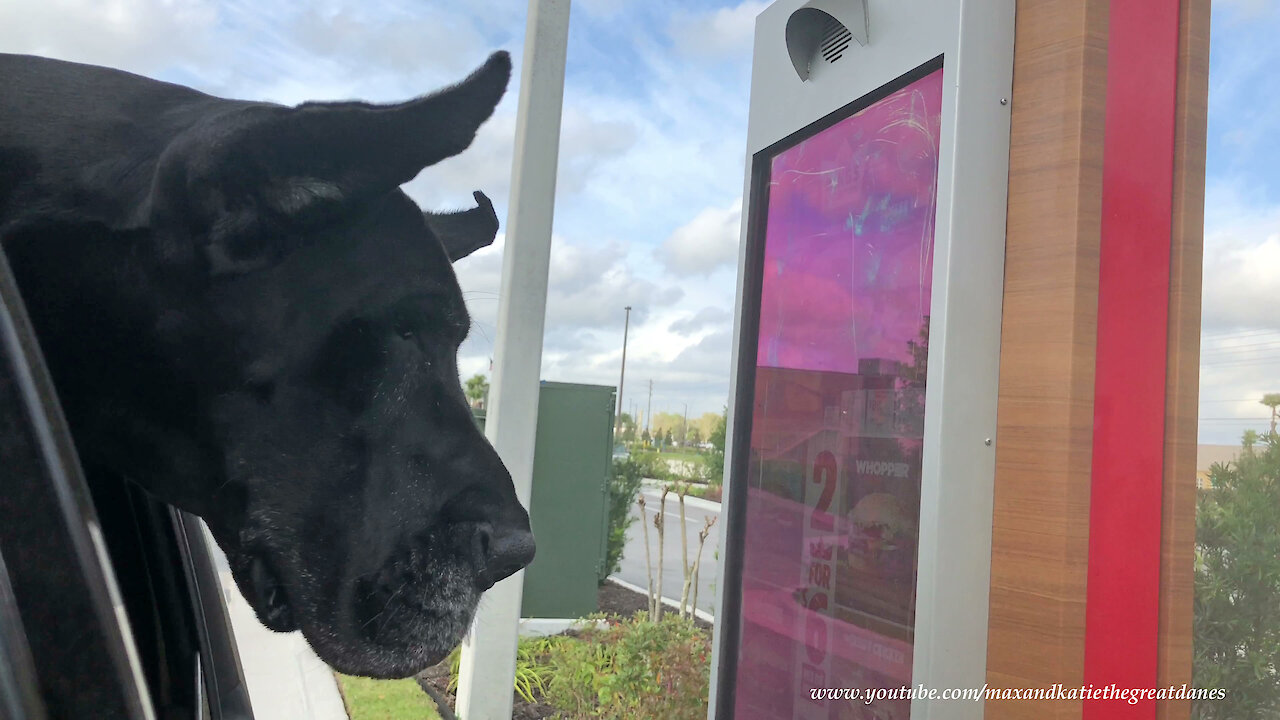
[847,493,915,573]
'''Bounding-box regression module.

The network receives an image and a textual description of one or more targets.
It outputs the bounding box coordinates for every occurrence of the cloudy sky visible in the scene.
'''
[3,0,1276,442]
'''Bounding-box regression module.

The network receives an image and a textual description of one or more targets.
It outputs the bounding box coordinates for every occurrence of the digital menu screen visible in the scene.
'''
[728,60,943,720]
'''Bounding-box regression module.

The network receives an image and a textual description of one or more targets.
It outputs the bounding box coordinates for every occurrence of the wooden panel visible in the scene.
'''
[985,1,1109,718]
[1156,0,1210,718]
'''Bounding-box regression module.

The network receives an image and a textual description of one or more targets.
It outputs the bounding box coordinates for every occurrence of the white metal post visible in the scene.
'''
[455,1,570,717]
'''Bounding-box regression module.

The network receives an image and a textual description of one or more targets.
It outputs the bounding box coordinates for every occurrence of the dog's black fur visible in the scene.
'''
[0,52,533,679]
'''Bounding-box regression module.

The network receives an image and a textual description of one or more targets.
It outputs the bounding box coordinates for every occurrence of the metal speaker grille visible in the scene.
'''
[818,16,853,64]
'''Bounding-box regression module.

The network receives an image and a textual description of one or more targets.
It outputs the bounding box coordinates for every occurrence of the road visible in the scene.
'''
[613,484,722,618]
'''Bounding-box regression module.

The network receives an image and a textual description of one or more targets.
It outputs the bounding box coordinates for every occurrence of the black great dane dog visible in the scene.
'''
[0,51,534,679]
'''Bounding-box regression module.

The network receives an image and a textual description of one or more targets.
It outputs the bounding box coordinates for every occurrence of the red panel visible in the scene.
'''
[1084,0,1181,718]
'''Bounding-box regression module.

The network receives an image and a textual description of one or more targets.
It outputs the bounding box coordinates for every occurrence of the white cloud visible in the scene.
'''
[668,1,768,58]
[1202,233,1280,330]
[1197,182,1280,443]
[670,306,732,336]
[452,233,685,375]
[547,241,682,331]
[1201,184,1280,332]
[606,329,735,419]
[4,0,754,419]
[574,0,626,19]
[287,5,490,80]
[657,199,743,277]
[555,109,640,195]
[0,0,220,75]
[407,101,639,227]
[1215,0,1278,20]
[405,112,519,213]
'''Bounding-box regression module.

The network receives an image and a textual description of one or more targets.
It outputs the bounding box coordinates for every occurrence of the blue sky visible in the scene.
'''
[1207,0,1280,208]
[3,0,1276,441]
[1200,0,1280,443]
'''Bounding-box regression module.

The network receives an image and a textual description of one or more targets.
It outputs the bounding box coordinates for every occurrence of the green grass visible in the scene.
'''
[656,450,707,465]
[334,674,441,720]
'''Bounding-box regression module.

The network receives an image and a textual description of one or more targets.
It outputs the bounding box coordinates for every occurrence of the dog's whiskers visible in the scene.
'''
[361,580,409,631]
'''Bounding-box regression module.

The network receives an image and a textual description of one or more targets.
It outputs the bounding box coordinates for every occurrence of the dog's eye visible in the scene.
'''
[312,318,382,413]
[390,309,420,341]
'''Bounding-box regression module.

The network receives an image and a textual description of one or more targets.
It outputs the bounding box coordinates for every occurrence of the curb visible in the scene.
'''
[518,617,609,637]
[639,484,722,513]
[605,576,716,624]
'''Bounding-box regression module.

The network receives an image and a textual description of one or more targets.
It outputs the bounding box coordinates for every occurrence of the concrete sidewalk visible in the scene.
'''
[205,529,349,720]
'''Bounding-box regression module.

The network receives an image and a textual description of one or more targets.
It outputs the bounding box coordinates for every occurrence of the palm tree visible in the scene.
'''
[464,373,490,409]
[1261,393,1280,436]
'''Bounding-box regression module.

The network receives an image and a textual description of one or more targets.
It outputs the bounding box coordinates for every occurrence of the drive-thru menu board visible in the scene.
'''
[731,61,943,720]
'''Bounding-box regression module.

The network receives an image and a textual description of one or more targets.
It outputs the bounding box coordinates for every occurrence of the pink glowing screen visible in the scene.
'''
[731,65,943,720]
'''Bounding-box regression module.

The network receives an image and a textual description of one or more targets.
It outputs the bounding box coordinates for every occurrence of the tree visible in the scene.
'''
[688,426,703,447]
[464,373,489,408]
[641,428,651,445]
[706,407,727,486]
[602,457,646,582]
[664,429,674,447]
[1193,427,1280,719]
[651,411,685,444]
[1262,393,1280,435]
[688,412,716,440]
[616,412,637,442]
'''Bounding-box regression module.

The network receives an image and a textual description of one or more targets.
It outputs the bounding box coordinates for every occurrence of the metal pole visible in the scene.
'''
[682,403,688,446]
[614,306,631,436]
[646,380,653,434]
[455,1,569,717]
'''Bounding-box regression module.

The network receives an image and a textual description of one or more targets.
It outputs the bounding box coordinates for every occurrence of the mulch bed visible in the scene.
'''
[598,580,714,631]
[597,580,651,618]
[416,581,713,719]
[416,663,558,720]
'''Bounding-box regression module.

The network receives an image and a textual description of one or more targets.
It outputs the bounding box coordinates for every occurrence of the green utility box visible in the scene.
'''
[522,381,614,618]
[473,382,615,619]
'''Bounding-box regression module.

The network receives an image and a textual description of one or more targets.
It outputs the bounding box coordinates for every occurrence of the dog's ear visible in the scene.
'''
[244,50,509,213]
[155,52,511,273]
[424,191,499,262]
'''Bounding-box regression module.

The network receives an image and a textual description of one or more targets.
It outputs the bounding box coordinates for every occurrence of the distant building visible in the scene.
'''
[1196,444,1241,490]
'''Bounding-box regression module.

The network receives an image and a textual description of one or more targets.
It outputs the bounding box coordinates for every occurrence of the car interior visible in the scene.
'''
[0,249,254,720]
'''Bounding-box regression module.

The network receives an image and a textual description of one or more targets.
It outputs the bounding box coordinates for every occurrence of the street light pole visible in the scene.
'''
[614,305,631,437]
[646,379,653,435]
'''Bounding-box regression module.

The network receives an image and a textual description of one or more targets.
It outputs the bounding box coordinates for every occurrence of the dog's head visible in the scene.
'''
[12,52,533,678]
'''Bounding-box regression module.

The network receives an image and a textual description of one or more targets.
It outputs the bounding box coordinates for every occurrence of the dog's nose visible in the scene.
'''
[471,523,535,591]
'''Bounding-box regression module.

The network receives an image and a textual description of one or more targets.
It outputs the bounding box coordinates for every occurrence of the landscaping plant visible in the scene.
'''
[688,514,717,618]
[706,408,727,486]
[542,614,712,720]
[603,457,646,581]
[673,483,718,619]
[1193,425,1280,719]
[654,487,668,621]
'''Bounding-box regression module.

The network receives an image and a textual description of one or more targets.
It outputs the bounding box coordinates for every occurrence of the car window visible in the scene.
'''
[0,250,250,719]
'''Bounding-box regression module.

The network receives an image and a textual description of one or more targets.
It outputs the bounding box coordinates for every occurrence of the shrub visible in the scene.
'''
[603,458,646,581]
[682,483,722,503]
[444,635,563,703]
[543,615,711,720]
[631,451,673,481]
[1194,431,1280,719]
[706,408,727,487]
